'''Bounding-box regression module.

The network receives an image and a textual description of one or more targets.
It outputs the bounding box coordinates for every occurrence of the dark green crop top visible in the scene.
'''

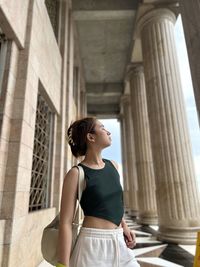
[78,159,124,226]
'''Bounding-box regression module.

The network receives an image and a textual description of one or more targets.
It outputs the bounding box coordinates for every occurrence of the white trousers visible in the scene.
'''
[69,227,140,267]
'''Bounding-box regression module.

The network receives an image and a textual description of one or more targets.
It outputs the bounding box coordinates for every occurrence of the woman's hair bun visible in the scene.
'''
[67,117,96,158]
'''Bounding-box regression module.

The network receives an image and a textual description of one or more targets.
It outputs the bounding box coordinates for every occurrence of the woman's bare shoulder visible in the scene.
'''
[63,166,79,184]
[67,165,79,174]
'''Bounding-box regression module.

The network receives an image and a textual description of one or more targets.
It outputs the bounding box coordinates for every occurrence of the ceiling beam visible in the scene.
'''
[72,0,139,11]
[73,10,136,21]
[86,83,123,94]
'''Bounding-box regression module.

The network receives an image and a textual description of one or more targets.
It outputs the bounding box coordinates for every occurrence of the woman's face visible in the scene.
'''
[91,120,112,148]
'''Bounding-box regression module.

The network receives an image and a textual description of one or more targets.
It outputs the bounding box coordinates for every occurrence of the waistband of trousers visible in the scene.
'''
[79,226,124,238]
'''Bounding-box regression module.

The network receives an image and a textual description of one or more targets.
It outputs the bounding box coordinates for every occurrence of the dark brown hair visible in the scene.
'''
[67,117,97,158]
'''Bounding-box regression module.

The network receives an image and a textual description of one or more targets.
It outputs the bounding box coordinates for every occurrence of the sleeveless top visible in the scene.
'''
[78,158,124,226]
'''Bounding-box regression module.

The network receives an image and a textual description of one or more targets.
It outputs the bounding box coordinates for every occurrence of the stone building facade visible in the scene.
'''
[0,0,200,266]
[0,0,86,266]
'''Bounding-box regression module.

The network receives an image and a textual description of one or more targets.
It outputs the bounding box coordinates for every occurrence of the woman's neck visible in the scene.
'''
[82,150,104,166]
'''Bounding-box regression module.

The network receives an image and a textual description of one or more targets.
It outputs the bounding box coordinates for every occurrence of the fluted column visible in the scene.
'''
[121,96,139,216]
[119,115,130,210]
[180,0,200,123]
[129,65,158,225]
[80,89,87,117]
[138,8,200,244]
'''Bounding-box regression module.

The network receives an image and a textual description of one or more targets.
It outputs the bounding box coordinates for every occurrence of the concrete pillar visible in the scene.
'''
[54,0,69,210]
[80,75,87,117]
[129,64,158,225]
[138,8,200,244]
[65,9,75,171]
[180,0,200,123]
[119,115,130,210]
[120,96,139,216]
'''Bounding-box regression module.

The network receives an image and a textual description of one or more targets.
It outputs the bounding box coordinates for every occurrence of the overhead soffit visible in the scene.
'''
[72,0,140,116]
[72,0,139,11]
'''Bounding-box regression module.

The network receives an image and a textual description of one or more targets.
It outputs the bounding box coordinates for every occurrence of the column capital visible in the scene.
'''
[126,63,144,81]
[120,94,131,105]
[137,8,176,34]
[118,113,124,121]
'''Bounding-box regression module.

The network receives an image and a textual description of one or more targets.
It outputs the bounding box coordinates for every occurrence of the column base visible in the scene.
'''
[137,211,158,225]
[158,225,200,245]
[138,216,158,225]
[124,208,131,215]
[130,209,139,218]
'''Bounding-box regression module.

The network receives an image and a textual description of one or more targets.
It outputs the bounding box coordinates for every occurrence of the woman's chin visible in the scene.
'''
[106,141,112,147]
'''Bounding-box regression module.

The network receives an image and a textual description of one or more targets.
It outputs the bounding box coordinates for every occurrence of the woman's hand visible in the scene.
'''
[123,226,136,249]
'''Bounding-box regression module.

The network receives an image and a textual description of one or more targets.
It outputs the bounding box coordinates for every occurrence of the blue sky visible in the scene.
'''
[101,119,122,163]
[100,119,123,184]
[101,15,200,190]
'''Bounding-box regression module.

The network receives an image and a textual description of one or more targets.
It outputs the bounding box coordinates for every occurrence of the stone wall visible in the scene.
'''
[0,0,29,47]
[0,0,87,265]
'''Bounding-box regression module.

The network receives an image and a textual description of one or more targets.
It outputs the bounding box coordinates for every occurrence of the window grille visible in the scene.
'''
[29,93,54,212]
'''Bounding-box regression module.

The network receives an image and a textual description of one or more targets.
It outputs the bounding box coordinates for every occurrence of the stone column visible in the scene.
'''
[119,114,130,210]
[180,0,200,123]
[54,0,69,209]
[121,96,139,216]
[138,8,200,244]
[129,64,158,225]
[65,10,75,171]
[80,75,87,117]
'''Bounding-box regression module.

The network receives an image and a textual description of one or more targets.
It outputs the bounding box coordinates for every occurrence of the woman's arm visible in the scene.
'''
[121,217,127,227]
[56,167,79,266]
[121,217,136,248]
[121,217,131,238]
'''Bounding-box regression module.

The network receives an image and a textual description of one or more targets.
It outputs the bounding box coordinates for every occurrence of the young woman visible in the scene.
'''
[56,117,140,267]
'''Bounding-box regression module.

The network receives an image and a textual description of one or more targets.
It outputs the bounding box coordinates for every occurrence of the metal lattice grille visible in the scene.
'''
[29,94,54,212]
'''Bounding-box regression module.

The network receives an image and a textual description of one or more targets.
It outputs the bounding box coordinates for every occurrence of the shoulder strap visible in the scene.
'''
[56,166,85,224]
[73,165,84,224]
[77,165,85,201]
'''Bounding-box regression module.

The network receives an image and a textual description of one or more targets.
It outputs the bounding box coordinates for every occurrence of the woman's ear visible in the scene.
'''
[86,133,95,143]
